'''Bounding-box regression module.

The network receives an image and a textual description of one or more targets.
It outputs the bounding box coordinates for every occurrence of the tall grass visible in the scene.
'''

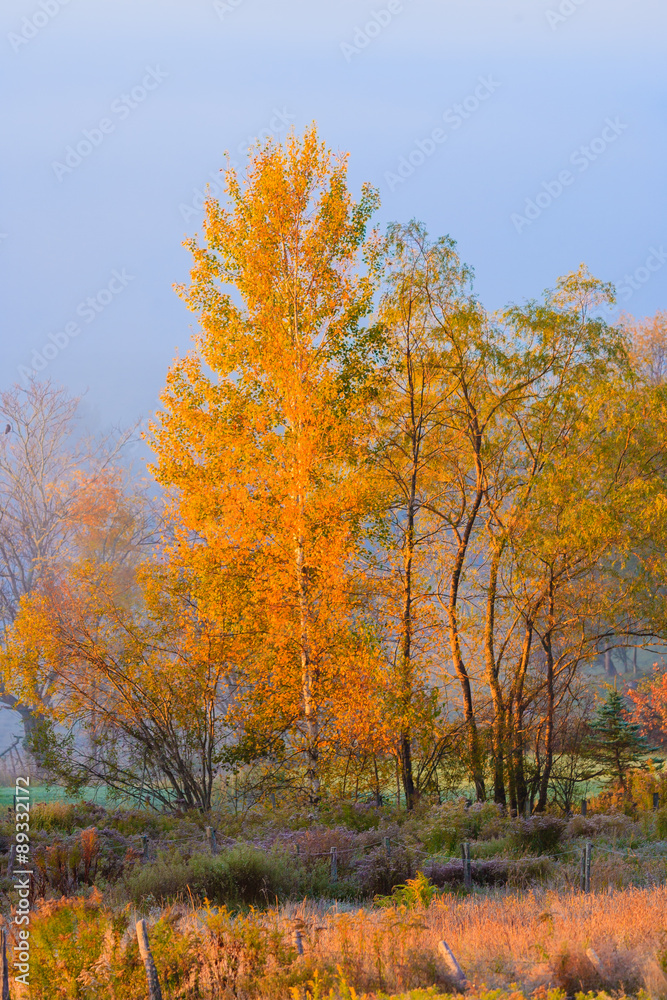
[16,885,667,998]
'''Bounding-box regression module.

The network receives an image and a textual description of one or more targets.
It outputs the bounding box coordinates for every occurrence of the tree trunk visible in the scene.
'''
[399,451,418,810]
[399,735,416,811]
[536,630,555,812]
[512,621,533,815]
[604,649,616,678]
[484,539,506,805]
[296,537,320,803]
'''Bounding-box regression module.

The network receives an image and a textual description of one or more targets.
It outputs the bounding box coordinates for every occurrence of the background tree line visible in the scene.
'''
[2,127,667,814]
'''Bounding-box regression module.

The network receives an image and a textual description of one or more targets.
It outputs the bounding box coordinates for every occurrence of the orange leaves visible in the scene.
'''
[628,666,667,746]
[150,128,383,792]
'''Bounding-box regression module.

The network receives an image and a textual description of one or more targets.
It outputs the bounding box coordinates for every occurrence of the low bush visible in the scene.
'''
[420,855,551,888]
[30,800,106,834]
[123,843,291,906]
[352,843,413,896]
[513,815,566,855]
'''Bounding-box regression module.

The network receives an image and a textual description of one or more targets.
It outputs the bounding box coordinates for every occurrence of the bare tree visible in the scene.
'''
[0,379,142,746]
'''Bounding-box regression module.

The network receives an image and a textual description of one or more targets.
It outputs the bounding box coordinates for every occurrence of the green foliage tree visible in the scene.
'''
[585,689,654,793]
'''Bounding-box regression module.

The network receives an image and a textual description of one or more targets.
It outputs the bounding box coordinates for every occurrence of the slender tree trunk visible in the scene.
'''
[399,465,417,810]
[506,697,517,813]
[511,620,533,815]
[537,619,555,812]
[296,536,320,803]
[484,539,506,805]
[442,486,487,800]
[441,416,488,801]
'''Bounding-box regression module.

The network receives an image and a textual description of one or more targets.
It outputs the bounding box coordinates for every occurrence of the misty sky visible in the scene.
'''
[2,0,666,437]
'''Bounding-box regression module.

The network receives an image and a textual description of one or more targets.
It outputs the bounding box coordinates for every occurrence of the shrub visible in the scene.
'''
[656,806,667,840]
[352,844,413,897]
[375,871,438,909]
[123,843,290,906]
[566,812,636,842]
[513,815,565,855]
[421,856,551,888]
[318,801,384,832]
[30,801,108,834]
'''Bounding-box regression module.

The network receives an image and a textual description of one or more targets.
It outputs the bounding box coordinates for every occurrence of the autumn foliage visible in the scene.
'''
[2,127,667,813]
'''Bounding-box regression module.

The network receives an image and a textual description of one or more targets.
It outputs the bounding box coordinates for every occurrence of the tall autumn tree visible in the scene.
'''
[151,127,382,802]
[370,222,477,809]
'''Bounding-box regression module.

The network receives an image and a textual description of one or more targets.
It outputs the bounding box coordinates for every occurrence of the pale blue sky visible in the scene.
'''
[1,0,665,434]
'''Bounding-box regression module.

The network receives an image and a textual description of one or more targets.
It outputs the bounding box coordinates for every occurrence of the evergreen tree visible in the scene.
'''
[586,689,654,793]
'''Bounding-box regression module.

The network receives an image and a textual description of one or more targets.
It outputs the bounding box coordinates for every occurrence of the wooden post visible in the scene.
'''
[524,797,531,819]
[7,846,14,879]
[205,826,217,855]
[293,929,304,955]
[586,947,605,977]
[580,847,586,891]
[330,846,338,882]
[581,798,587,817]
[384,836,391,857]
[653,792,660,811]
[141,835,149,861]
[461,842,471,889]
[1,928,10,1000]
[585,841,592,893]
[136,919,163,1000]
[438,940,467,987]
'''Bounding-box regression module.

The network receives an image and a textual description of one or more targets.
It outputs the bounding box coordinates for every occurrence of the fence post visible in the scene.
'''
[438,940,467,987]
[654,792,660,812]
[136,919,164,1000]
[141,835,149,861]
[585,841,592,893]
[7,846,14,879]
[384,836,391,858]
[581,798,587,817]
[461,842,472,889]
[586,947,605,977]
[293,929,304,955]
[580,847,586,891]
[205,826,217,855]
[330,846,338,882]
[1,928,10,1000]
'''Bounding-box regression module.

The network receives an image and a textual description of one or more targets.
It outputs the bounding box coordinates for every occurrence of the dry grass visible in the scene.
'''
[18,885,667,998]
[282,886,667,996]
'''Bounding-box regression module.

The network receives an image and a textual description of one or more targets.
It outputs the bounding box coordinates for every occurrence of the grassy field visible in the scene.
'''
[0,783,109,808]
[4,784,667,997]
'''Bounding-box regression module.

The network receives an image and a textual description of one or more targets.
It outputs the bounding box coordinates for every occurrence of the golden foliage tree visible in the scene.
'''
[151,127,382,801]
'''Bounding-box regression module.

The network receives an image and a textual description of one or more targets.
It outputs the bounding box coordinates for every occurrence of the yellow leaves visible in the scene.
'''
[622,310,667,386]
[148,127,385,785]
